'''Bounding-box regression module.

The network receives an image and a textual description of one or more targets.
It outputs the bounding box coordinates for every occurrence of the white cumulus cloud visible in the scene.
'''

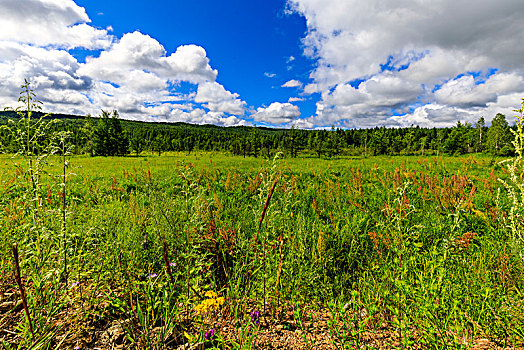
[0,0,112,49]
[195,82,246,115]
[252,102,300,125]
[282,79,303,88]
[434,72,523,107]
[288,0,524,127]
[0,0,249,126]
[79,32,217,86]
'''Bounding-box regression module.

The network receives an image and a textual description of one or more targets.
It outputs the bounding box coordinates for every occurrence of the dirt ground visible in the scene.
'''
[1,283,522,349]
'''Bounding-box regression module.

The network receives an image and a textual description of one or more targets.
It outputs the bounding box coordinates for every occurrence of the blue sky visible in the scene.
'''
[75,0,317,114]
[1,0,524,128]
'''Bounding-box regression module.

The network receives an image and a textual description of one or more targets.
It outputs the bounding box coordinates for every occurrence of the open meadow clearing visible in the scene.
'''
[1,151,523,349]
[4,0,524,348]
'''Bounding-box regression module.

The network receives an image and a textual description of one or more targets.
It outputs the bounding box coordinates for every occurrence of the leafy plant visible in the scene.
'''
[1,79,57,221]
[499,99,524,262]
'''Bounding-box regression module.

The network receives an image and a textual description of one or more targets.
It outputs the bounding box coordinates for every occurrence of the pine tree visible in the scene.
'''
[92,110,129,156]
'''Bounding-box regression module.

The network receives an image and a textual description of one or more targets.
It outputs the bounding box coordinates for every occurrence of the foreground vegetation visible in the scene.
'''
[0,84,523,349]
[1,147,524,348]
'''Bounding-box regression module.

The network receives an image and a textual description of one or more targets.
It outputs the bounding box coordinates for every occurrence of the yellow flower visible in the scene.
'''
[194,291,224,315]
[205,291,217,299]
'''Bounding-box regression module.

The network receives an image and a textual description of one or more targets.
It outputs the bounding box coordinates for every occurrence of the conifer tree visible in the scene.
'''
[92,110,129,156]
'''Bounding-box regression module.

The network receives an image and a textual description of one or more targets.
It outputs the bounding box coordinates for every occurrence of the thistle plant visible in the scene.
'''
[0,81,71,348]
[1,79,57,222]
[498,98,524,261]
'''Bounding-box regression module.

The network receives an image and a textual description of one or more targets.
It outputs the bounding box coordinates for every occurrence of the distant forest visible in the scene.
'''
[0,110,515,158]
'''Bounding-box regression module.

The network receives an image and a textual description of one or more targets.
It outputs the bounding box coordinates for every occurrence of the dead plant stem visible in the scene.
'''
[12,244,35,340]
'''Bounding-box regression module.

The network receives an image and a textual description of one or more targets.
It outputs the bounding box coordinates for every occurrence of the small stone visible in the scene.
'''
[100,320,126,345]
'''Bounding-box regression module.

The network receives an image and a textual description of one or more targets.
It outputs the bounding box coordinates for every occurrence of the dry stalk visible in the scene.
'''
[12,244,35,340]
[276,234,285,313]
[246,172,280,320]
[255,173,280,244]
[276,235,284,290]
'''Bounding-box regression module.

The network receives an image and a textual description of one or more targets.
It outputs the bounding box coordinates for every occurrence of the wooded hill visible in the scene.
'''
[0,110,515,157]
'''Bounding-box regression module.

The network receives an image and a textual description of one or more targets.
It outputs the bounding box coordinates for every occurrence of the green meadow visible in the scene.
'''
[1,149,523,349]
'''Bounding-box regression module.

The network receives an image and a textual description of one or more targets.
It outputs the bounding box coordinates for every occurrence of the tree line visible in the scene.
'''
[0,110,515,158]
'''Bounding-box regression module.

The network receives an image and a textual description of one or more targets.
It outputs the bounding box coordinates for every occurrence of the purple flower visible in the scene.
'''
[250,309,260,324]
[204,328,215,340]
[69,281,79,289]
[148,273,157,278]
[169,262,176,267]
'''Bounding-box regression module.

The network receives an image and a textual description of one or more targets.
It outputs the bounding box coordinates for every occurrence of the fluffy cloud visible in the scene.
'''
[75,32,226,119]
[151,108,246,127]
[79,32,217,86]
[434,72,523,107]
[0,0,112,49]
[0,0,248,126]
[312,73,423,127]
[0,42,91,91]
[282,79,303,88]
[288,0,524,127]
[321,74,422,108]
[0,41,94,115]
[195,82,246,115]
[252,102,300,125]
[289,118,315,129]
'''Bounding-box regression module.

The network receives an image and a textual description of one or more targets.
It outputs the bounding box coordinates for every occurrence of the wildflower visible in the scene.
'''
[169,262,176,267]
[69,281,79,289]
[250,309,260,324]
[195,303,205,314]
[195,291,224,315]
[196,298,216,314]
[148,273,157,278]
[205,290,217,298]
[204,328,215,340]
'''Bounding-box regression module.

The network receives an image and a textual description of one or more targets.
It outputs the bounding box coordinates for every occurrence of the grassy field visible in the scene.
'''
[1,151,523,349]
